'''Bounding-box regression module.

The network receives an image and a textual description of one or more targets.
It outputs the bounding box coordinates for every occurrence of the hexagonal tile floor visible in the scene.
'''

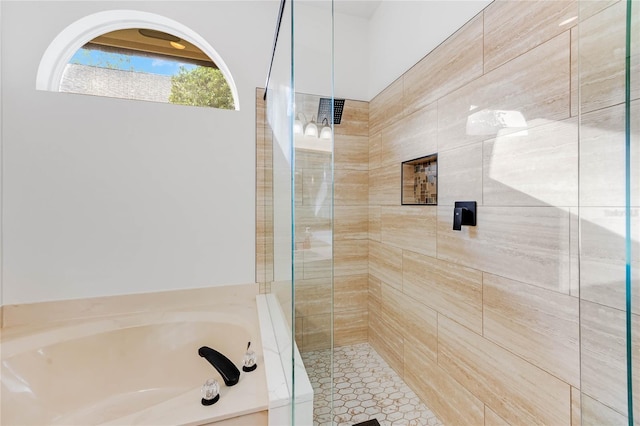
[301,343,444,426]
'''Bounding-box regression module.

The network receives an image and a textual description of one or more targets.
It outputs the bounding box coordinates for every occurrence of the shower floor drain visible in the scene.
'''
[353,419,381,426]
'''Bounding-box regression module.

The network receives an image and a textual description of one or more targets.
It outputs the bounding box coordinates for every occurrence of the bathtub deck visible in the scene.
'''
[302,343,443,426]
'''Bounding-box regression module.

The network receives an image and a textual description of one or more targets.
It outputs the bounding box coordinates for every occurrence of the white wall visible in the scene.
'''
[368,0,490,99]
[1,0,281,304]
[295,2,370,101]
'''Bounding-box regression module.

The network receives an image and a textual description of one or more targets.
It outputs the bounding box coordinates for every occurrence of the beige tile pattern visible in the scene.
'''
[256,92,369,353]
[334,274,368,313]
[405,344,485,426]
[331,97,369,350]
[302,249,332,280]
[437,31,571,152]
[335,100,369,137]
[403,14,484,116]
[370,164,401,207]
[575,25,640,410]
[579,0,621,21]
[369,132,382,171]
[334,240,368,277]
[303,313,332,352]
[570,26,578,117]
[484,405,510,426]
[437,142,483,206]
[380,120,406,168]
[335,169,369,206]
[378,283,439,364]
[334,206,368,241]
[295,278,332,317]
[295,206,331,242]
[368,276,382,320]
[370,78,404,137]
[438,316,571,425]
[403,252,483,334]
[579,101,639,207]
[299,96,369,349]
[581,393,627,426]
[335,134,369,171]
[379,282,408,337]
[360,1,626,423]
[369,240,403,290]
[381,102,438,168]
[579,300,628,414]
[369,311,404,377]
[483,0,577,72]
[482,117,578,207]
[258,0,636,423]
[571,387,581,426]
[381,206,437,257]
[398,293,438,362]
[579,1,639,114]
[364,1,635,424]
[255,88,273,286]
[295,316,303,345]
[334,310,368,347]
[578,207,640,312]
[437,205,571,293]
[569,207,580,297]
[482,273,580,387]
[369,206,381,242]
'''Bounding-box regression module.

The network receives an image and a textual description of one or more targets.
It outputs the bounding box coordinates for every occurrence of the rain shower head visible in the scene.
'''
[317,98,345,125]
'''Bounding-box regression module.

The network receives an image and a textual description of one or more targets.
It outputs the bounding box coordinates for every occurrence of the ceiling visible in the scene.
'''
[90,29,214,65]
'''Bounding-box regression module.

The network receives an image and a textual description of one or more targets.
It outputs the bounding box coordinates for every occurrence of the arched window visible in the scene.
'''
[36,10,239,110]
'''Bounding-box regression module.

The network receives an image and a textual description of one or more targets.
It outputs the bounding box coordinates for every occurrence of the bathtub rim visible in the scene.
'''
[1,308,258,359]
[256,293,313,425]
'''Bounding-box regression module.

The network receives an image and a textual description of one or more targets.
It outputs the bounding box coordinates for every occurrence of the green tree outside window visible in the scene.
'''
[169,66,234,109]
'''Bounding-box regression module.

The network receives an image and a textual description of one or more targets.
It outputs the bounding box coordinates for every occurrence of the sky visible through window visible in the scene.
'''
[70,47,197,76]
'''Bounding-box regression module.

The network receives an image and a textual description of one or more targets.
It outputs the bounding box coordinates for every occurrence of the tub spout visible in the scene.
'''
[198,346,240,387]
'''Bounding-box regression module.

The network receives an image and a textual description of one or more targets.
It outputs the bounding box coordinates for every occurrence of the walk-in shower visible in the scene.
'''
[257,0,639,425]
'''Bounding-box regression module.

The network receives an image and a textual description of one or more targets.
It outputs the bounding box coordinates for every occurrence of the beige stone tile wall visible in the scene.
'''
[578,1,640,424]
[255,1,639,422]
[256,92,369,352]
[368,1,638,424]
[255,88,273,288]
[295,98,370,352]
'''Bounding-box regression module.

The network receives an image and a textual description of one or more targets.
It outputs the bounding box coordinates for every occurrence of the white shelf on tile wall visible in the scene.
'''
[256,294,313,426]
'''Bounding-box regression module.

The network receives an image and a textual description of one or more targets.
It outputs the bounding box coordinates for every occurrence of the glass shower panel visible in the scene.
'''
[263,0,296,420]
[578,0,639,423]
[262,1,335,424]
[292,2,335,425]
[632,1,639,422]
[266,0,293,327]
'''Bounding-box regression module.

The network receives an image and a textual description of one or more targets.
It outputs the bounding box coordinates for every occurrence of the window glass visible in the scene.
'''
[60,29,234,109]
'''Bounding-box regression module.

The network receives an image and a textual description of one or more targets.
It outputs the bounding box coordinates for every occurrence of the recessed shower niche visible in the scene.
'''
[402,154,438,205]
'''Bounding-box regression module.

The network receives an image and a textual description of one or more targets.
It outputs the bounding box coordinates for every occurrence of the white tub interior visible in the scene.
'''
[1,310,268,426]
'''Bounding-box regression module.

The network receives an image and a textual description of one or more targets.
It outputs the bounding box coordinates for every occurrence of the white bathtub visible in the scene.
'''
[1,309,268,425]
